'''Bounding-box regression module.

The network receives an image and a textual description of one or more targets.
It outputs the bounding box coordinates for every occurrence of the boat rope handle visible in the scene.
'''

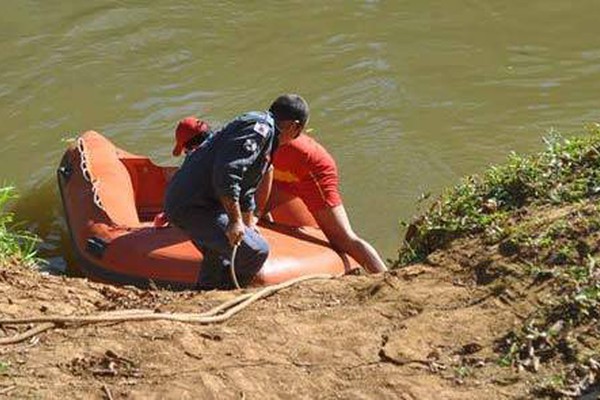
[230,244,241,290]
[76,137,105,212]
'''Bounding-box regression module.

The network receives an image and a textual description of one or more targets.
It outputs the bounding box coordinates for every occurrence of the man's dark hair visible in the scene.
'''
[269,94,310,126]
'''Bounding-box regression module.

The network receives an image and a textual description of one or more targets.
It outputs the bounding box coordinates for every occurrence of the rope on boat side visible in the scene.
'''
[76,136,105,212]
[0,273,338,345]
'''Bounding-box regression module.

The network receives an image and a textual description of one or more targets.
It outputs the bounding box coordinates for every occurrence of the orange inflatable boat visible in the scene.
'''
[57,131,358,289]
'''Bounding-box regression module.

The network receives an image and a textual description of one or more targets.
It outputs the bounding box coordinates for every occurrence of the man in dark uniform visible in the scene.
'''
[164,94,308,289]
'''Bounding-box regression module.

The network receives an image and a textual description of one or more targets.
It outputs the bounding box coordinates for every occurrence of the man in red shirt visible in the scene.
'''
[257,131,387,274]
[167,100,387,274]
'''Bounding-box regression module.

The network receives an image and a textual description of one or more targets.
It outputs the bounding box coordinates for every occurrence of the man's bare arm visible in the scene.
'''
[254,165,273,220]
[220,195,245,246]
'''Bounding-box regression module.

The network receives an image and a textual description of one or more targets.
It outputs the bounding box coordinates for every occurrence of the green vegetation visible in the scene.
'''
[396,126,600,397]
[0,186,40,267]
[397,125,600,266]
[453,365,473,380]
[0,360,9,374]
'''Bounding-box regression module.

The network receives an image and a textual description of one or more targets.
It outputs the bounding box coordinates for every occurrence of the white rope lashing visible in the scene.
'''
[76,137,105,212]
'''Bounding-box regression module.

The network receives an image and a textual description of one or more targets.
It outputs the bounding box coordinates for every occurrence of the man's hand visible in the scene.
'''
[225,219,245,246]
[220,195,245,246]
[242,211,259,232]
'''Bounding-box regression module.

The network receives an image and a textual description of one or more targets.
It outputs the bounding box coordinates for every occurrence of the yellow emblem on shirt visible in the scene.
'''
[273,169,300,183]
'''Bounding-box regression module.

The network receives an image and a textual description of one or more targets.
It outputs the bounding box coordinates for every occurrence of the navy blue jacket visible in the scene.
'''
[165,111,277,222]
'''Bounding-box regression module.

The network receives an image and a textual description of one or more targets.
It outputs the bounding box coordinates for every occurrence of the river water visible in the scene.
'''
[2,1,600,271]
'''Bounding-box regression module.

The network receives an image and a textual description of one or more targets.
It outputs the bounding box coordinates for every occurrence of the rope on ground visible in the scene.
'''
[0,273,336,345]
[0,323,56,346]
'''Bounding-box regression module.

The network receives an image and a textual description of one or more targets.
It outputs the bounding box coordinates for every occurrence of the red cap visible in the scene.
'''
[172,116,210,156]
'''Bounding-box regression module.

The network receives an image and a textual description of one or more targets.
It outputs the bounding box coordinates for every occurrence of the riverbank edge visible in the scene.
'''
[396,126,600,397]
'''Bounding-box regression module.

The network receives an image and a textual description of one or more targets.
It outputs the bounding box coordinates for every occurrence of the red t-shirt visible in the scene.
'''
[272,134,342,212]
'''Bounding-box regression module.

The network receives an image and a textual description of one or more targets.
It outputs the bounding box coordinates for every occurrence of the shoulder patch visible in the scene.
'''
[253,122,270,137]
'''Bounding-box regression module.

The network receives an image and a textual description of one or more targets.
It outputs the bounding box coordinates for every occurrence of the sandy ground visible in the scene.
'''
[0,256,551,400]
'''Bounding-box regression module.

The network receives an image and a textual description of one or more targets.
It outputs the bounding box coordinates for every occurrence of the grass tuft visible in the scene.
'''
[0,185,41,268]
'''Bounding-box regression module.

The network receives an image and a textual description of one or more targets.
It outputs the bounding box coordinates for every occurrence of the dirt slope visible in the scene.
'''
[1,259,539,400]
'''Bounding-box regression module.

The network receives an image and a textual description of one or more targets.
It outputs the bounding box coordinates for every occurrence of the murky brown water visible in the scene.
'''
[2,1,600,271]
